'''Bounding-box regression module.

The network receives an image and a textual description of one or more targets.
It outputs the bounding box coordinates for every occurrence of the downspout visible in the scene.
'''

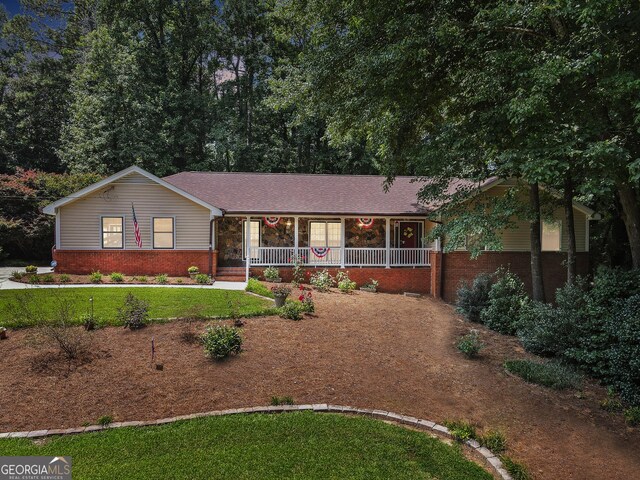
[209,218,215,276]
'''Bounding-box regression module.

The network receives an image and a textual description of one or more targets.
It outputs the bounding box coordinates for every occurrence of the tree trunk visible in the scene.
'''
[617,181,640,269]
[564,174,577,284]
[529,183,546,302]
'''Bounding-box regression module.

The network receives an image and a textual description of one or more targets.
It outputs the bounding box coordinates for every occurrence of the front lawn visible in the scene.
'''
[0,412,492,480]
[0,287,273,328]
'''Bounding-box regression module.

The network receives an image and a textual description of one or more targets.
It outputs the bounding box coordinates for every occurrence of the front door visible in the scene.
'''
[399,222,419,248]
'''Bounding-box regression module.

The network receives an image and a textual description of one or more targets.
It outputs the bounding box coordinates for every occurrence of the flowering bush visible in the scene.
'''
[310,269,334,291]
[279,301,303,320]
[201,325,243,359]
[187,265,199,274]
[298,286,315,313]
[290,254,306,286]
[263,266,280,281]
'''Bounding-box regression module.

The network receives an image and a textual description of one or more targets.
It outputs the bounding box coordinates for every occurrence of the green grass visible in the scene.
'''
[0,288,272,328]
[246,277,274,298]
[0,412,492,480]
[504,359,583,390]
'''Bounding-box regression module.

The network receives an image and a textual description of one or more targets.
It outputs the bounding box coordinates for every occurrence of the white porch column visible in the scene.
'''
[245,216,251,281]
[385,217,391,268]
[294,217,299,260]
[340,217,346,268]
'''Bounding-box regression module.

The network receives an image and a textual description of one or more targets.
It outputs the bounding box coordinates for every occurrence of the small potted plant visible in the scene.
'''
[0,326,7,340]
[187,265,199,279]
[271,285,291,308]
[25,265,38,274]
[263,266,281,283]
[360,278,379,293]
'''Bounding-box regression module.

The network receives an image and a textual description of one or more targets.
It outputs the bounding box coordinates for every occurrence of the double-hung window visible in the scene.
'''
[153,217,175,249]
[309,221,341,248]
[102,217,124,249]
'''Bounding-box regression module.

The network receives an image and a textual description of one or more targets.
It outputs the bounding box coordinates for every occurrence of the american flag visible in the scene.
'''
[132,204,142,248]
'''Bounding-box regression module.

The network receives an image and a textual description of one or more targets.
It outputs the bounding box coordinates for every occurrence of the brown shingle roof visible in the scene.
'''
[163,171,497,216]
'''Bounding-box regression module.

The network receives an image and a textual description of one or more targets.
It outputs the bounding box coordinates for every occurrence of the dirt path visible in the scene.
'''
[1,290,638,479]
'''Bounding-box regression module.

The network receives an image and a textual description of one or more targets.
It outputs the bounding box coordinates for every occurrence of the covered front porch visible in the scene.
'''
[215,215,436,270]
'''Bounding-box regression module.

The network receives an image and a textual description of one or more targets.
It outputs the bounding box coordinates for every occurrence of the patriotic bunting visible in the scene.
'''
[263,217,281,228]
[310,247,331,258]
[358,218,375,229]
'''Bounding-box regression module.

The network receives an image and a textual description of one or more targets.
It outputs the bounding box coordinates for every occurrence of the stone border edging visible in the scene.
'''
[0,404,512,480]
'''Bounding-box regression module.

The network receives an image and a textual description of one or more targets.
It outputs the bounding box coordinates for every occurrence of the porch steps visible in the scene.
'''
[215,267,246,282]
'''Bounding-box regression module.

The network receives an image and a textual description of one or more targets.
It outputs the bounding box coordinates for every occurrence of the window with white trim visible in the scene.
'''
[242,220,261,259]
[541,220,562,251]
[309,221,341,247]
[102,217,123,249]
[153,217,174,249]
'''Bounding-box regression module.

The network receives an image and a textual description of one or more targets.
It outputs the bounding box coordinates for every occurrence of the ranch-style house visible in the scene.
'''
[43,166,598,300]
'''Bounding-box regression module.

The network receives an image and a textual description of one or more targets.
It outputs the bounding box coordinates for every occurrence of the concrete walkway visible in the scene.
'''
[0,267,247,291]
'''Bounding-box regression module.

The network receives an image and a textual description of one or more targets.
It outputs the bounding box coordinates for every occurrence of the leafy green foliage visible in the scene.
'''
[263,266,280,281]
[116,293,149,330]
[504,360,583,390]
[109,272,124,283]
[310,269,334,292]
[97,415,113,427]
[499,455,532,480]
[279,302,303,321]
[478,430,507,454]
[456,330,484,358]
[246,278,274,299]
[442,420,476,442]
[481,270,528,335]
[187,266,199,274]
[195,273,210,285]
[336,271,356,293]
[624,407,640,426]
[25,265,38,273]
[155,274,168,285]
[456,273,493,323]
[270,396,294,406]
[201,325,243,360]
[89,271,103,284]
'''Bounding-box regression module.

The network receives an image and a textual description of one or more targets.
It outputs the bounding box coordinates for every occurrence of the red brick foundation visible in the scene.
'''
[53,250,218,277]
[439,251,590,303]
[250,266,432,294]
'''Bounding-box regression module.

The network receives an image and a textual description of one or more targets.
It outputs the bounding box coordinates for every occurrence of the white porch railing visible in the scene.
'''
[249,247,431,267]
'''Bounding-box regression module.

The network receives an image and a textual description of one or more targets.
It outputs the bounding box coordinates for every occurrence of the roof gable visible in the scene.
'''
[42,166,223,216]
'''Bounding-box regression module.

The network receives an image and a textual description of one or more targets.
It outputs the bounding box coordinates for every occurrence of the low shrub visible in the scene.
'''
[89,271,103,284]
[10,271,23,281]
[310,269,334,292]
[443,420,477,442]
[97,415,113,426]
[336,271,356,293]
[117,293,149,330]
[42,273,54,283]
[504,359,583,390]
[59,274,71,283]
[201,325,243,360]
[246,278,274,298]
[195,273,210,284]
[29,275,40,284]
[499,455,531,480]
[155,273,168,285]
[110,272,124,283]
[290,254,306,286]
[361,278,379,292]
[624,406,640,426]
[187,265,199,274]
[263,266,280,281]
[516,301,566,357]
[80,313,97,331]
[279,302,303,320]
[478,430,507,454]
[135,275,148,283]
[25,265,38,273]
[600,391,623,413]
[457,330,484,358]
[456,273,493,323]
[481,269,528,335]
[270,395,294,406]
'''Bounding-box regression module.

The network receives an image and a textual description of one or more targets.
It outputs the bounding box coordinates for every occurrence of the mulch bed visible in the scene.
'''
[1,290,639,480]
[12,273,202,285]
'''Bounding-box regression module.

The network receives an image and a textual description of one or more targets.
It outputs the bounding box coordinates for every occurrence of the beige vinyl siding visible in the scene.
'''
[58,172,210,250]
[445,185,589,253]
